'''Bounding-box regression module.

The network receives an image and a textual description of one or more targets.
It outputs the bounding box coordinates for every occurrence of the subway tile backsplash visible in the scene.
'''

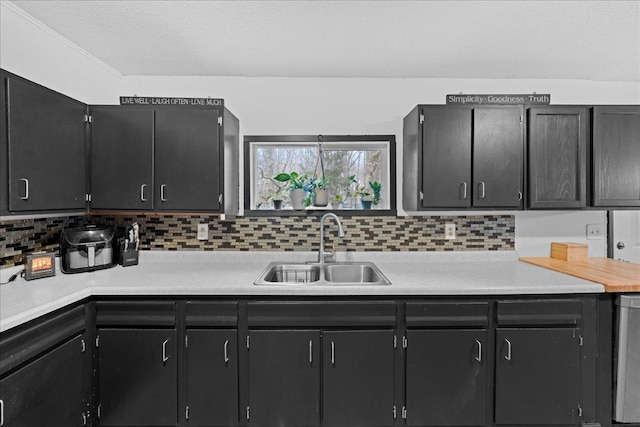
[1,214,515,267]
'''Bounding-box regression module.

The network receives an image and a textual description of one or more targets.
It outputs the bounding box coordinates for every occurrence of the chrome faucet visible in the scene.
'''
[318,213,346,263]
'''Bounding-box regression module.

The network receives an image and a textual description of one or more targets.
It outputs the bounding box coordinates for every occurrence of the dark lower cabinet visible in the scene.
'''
[97,328,177,427]
[186,329,238,427]
[0,334,90,427]
[322,330,394,427]
[248,330,321,427]
[405,329,487,426]
[494,328,581,425]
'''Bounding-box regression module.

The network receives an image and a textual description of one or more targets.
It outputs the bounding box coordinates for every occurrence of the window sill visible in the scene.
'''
[244,209,397,217]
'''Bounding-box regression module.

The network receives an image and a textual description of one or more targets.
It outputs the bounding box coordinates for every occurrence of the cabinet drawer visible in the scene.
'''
[185,301,238,327]
[247,301,397,327]
[496,299,583,326]
[95,301,175,327]
[0,305,86,376]
[406,301,489,327]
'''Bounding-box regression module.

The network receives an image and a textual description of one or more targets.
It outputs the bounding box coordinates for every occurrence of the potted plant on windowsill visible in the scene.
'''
[310,177,329,207]
[355,183,373,209]
[274,171,309,210]
[369,181,382,206]
[269,186,288,209]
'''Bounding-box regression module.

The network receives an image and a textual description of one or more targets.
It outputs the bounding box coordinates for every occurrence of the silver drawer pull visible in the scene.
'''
[478,182,486,199]
[140,184,147,202]
[504,338,512,361]
[331,341,335,366]
[162,339,169,362]
[160,184,167,202]
[20,178,29,200]
[460,182,467,199]
[309,340,313,364]
[224,339,230,363]
[1,398,4,426]
[475,340,482,362]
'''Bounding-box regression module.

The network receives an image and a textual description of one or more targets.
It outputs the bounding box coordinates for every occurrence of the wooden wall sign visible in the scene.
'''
[120,96,224,107]
[446,94,551,105]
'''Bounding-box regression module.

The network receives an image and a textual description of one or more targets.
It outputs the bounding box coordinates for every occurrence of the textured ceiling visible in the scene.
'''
[8,0,640,81]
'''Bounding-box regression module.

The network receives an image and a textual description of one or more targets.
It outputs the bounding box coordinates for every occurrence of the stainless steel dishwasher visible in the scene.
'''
[614,294,640,423]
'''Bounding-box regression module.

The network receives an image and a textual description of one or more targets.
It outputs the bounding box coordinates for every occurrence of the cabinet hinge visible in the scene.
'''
[419,191,424,202]
[84,114,92,124]
[403,336,408,349]
[419,113,424,124]
[218,116,223,126]
[97,404,101,419]
[246,336,250,349]
[95,335,99,348]
[393,405,397,419]
[246,406,250,421]
[185,335,188,348]
[402,406,407,419]
[81,339,86,353]
[185,406,189,420]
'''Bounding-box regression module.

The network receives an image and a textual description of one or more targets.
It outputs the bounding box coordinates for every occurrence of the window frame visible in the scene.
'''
[243,135,397,216]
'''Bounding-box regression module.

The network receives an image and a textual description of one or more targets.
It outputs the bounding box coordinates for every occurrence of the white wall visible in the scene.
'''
[0,1,121,104]
[3,1,639,256]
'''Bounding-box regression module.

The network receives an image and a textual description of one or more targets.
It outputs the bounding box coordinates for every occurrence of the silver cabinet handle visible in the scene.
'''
[478,182,486,199]
[162,339,169,362]
[224,339,230,363]
[331,341,335,366]
[475,340,482,362]
[160,184,167,202]
[140,184,147,202]
[504,338,512,361]
[20,178,29,200]
[1,398,4,426]
[460,182,467,199]
[309,340,313,364]
[518,191,523,201]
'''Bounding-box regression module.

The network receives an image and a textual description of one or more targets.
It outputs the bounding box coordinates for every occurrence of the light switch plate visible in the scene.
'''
[197,223,209,240]
[586,223,603,240]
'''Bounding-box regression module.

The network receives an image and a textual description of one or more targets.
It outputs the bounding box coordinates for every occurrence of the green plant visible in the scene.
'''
[332,193,343,203]
[274,172,309,190]
[369,181,382,205]
[355,183,372,200]
[269,186,288,201]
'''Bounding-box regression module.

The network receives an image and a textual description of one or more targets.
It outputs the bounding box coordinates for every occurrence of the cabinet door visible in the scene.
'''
[0,334,89,427]
[155,109,221,211]
[593,106,640,207]
[249,330,320,427]
[322,330,394,427]
[473,107,523,208]
[405,329,487,426]
[421,107,472,208]
[495,328,581,425]
[98,328,177,427]
[90,107,154,210]
[7,78,86,212]
[186,329,238,427]
[527,107,588,208]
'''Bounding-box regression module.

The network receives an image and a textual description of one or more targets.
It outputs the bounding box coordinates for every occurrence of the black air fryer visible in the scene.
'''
[60,225,117,273]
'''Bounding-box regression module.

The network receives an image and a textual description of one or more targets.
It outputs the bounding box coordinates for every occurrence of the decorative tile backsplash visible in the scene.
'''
[0,214,515,267]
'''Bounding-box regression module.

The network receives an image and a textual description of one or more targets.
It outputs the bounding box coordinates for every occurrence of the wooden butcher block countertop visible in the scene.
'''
[520,257,640,293]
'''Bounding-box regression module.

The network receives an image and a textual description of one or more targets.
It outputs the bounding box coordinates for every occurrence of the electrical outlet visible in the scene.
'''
[197,223,209,241]
[445,223,456,240]
[586,223,603,240]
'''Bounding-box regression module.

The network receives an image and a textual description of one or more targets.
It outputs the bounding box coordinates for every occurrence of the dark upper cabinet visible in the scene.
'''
[89,105,238,213]
[1,71,87,214]
[322,330,394,427]
[155,109,220,211]
[404,105,523,210]
[527,107,588,208]
[90,107,154,210]
[248,330,321,427]
[592,106,640,207]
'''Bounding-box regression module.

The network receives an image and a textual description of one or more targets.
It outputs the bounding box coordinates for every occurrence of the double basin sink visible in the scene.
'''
[254,261,391,286]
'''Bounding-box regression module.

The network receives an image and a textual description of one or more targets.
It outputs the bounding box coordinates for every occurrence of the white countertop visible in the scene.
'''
[0,251,605,332]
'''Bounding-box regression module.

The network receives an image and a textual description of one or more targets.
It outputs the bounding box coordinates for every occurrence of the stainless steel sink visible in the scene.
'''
[254,261,391,286]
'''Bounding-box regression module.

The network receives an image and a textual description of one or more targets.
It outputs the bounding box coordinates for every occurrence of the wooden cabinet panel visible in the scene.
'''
[7,77,86,212]
[98,328,177,427]
[322,330,394,427]
[494,328,581,425]
[90,107,154,210]
[186,329,238,426]
[473,107,523,208]
[155,109,221,211]
[421,107,472,208]
[593,106,640,207]
[528,107,588,208]
[0,334,90,427]
[406,329,487,426]
[248,330,321,427]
